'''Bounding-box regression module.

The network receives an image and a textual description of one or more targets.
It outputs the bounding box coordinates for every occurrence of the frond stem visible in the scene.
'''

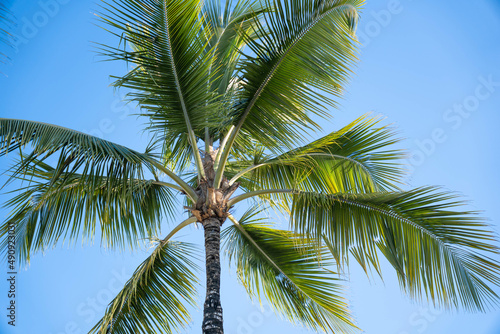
[161,216,197,245]
[227,189,293,207]
[213,125,235,181]
[228,163,267,185]
[152,181,184,193]
[204,127,212,154]
[227,213,289,278]
[149,160,198,201]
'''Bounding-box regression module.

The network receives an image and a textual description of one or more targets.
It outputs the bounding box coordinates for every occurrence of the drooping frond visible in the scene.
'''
[223,209,358,333]
[89,241,200,334]
[228,0,362,150]
[0,158,177,263]
[0,118,149,178]
[226,114,405,197]
[291,187,500,311]
[0,118,195,197]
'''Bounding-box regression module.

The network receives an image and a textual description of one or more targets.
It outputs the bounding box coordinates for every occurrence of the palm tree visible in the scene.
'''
[1,0,499,333]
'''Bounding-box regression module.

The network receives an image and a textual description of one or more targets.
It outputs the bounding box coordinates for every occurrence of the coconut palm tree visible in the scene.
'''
[1,0,499,333]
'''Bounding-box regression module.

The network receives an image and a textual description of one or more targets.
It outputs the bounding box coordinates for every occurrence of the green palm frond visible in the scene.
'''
[201,0,270,159]
[0,157,177,263]
[90,241,200,334]
[97,0,219,176]
[291,187,500,311]
[0,118,195,197]
[223,208,358,333]
[0,118,150,179]
[214,0,362,186]
[203,0,267,97]
[226,114,405,197]
[228,0,362,150]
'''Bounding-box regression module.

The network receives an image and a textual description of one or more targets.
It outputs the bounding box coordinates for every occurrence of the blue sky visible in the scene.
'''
[1,0,500,333]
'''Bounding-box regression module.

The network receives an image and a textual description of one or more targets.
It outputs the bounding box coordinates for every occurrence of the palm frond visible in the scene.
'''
[0,157,177,263]
[0,118,195,197]
[97,0,219,175]
[226,114,405,197]
[228,0,362,150]
[89,241,200,334]
[203,0,267,96]
[291,187,500,311]
[214,0,362,186]
[1,118,150,179]
[223,208,358,333]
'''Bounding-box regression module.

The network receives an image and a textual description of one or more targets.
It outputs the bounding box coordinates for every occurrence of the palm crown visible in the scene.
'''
[1,0,500,333]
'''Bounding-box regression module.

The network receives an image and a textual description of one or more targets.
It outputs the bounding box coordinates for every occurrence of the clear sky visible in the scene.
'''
[1,0,500,333]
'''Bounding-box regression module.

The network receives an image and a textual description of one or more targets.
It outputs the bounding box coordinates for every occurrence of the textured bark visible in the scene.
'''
[195,150,238,333]
[202,218,224,334]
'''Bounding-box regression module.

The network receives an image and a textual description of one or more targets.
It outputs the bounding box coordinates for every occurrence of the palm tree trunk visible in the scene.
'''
[202,218,224,333]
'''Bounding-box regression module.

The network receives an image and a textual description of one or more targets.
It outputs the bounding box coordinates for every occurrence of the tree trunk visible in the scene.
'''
[202,218,224,333]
